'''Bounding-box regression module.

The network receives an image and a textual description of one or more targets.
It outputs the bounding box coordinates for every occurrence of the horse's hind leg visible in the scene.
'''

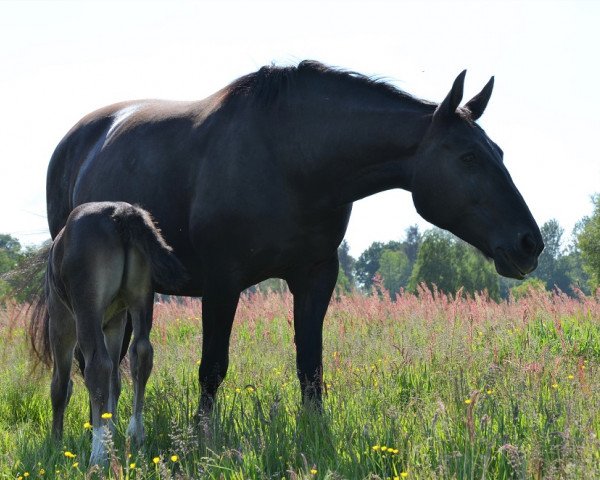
[48,293,76,440]
[126,292,154,447]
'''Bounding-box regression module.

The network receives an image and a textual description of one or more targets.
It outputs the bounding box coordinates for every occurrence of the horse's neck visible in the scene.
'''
[280,94,433,207]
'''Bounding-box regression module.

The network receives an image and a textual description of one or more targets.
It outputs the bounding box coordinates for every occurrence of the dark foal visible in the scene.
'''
[31,202,185,466]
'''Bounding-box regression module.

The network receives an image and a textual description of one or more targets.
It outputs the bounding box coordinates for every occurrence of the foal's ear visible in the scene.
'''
[434,70,466,121]
[464,76,494,120]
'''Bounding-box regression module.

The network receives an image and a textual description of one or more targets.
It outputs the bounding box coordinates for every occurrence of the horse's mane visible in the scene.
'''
[224,60,436,109]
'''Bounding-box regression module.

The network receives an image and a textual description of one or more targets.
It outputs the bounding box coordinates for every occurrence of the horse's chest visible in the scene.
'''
[244,207,351,276]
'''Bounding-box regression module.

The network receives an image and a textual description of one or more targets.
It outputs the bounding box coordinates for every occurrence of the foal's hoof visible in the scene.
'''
[126,417,146,447]
[89,427,111,467]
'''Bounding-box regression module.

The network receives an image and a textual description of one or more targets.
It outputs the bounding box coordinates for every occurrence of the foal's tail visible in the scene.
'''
[26,243,53,368]
[113,205,188,291]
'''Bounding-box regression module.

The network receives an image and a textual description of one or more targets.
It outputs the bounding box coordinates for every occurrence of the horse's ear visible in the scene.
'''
[464,76,494,120]
[433,70,466,121]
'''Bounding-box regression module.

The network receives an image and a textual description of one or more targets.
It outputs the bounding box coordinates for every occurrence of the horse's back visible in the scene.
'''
[46,99,211,239]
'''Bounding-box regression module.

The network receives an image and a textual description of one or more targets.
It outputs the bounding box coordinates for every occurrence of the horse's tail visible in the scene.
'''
[113,205,188,290]
[26,243,54,368]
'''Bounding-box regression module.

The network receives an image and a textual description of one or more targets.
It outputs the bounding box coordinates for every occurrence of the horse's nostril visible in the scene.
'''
[520,232,537,256]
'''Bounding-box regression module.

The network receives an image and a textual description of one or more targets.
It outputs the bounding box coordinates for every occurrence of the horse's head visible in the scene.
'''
[411,71,543,279]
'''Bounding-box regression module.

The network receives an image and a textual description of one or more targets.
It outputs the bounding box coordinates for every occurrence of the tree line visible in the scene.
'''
[337,195,600,299]
[2,195,600,302]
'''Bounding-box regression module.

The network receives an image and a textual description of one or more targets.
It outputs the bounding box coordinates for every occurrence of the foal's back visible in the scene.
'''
[54,202,160,312]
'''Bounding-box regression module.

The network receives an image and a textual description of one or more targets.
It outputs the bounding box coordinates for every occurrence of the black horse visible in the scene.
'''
[44,61,543,414]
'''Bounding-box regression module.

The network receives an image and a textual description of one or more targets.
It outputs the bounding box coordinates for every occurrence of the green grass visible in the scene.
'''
[2,289,600,479]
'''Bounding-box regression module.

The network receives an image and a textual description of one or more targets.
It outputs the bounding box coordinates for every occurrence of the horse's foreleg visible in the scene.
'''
[197,282,240,417]
[48,295,76,440]
[287,255,339,410]
[126,293,154,447]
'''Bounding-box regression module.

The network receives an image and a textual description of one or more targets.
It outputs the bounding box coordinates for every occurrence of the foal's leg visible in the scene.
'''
[74,304,114,467]
[287,255,339,409]
[48,293,76,440]
[197,282,240,416]
[126,292,154,447]
[103,311,128,418]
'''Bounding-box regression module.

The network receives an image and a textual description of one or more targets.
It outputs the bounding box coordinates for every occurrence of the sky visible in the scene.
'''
[1,0,599,257]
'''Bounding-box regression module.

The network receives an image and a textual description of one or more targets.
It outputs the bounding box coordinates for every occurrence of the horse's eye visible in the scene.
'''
[461,153,476,164]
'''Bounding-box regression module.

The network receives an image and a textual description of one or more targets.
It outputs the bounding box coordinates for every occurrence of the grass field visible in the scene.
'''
[2,287,600,479]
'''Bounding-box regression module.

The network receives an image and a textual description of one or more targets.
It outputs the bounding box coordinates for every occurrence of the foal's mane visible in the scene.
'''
[224,60,436,110]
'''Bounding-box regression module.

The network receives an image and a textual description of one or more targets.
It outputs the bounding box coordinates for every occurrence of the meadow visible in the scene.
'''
[1,286,600,479]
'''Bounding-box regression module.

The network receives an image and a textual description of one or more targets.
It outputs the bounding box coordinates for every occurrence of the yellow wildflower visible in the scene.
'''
[568,374,574,380]
[552,383,559,389]
[401,473,409,478]
[392,449,399,454]
[196,360,201,366]
[72,463,79,469]
[372,445,380,451]
[39,470,45,476]
[17,476,22,480]
[310,469,317,475]
[130,463,136,469]
[101,412,112,420]
[64,451,76,459]
[83,421,92,430]
[170,455,179,462]
[464,399,472,404]
[24,473,29,478]
[235,388,241,393]
[153,457,160,464]
[246,386,255,393]
[486,389,493,395]
[381,446,388,451]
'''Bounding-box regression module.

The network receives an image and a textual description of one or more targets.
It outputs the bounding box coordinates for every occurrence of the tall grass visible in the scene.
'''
[1,286,600,479]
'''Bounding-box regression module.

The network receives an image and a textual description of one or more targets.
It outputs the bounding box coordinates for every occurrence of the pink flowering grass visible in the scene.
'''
[2,286,600,478]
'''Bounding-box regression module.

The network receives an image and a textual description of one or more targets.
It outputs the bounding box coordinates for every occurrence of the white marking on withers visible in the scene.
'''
[89,426,110,466]
[106,104,144,140]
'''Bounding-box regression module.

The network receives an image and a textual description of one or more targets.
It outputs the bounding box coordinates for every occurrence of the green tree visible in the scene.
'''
[377,249,410,298]
[579,194,600,291]
[337,240,356,290]
[559,220,590,295]
[0,234,24,301]
[534,219,563,287]
[404,225,422,265]
[510,277,547,300]
[357,236,420,289]
[355,241,386,289]
[335,266,352,295]
[408,229,499,299]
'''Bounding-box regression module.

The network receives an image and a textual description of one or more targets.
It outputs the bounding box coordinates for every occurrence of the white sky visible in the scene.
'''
[0,0,598,257]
